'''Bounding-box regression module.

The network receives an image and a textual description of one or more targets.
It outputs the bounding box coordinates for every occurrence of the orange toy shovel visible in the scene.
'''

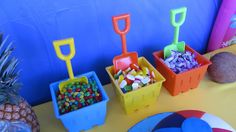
[112,14,138,73]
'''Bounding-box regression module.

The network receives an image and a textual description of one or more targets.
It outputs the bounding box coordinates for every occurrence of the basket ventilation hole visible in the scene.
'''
[180,80,183,86]
[198,74,201,80]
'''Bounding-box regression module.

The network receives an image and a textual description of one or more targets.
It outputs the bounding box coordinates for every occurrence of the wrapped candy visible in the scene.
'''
[114,64,157,93]
[163,50,200,74]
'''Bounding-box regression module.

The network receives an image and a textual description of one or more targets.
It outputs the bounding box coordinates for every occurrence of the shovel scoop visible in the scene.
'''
[53,38,88,93]
[112,14,138,73]
[164,7,187,59]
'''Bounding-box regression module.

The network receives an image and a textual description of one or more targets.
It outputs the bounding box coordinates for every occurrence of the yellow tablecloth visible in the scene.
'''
[33,45,236,132]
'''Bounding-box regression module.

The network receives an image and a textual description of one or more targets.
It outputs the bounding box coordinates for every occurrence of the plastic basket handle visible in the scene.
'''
[171,7,187,44]
[53,38,75,79]
[112,14,130,54]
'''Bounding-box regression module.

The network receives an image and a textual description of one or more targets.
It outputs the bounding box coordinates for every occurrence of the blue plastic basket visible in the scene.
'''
[50,71,109,132]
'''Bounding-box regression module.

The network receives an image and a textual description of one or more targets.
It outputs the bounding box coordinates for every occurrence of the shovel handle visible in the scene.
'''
[53,38,75,79]
[112,14,130,54]
[171,7,187,27]
[171,7,187,44]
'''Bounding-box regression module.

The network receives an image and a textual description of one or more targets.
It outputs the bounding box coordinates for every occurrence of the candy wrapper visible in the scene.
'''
[162,50,200,74]
[114,64,156,93]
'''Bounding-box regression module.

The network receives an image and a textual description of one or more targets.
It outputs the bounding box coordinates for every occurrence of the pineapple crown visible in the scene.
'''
[0,34,21,105]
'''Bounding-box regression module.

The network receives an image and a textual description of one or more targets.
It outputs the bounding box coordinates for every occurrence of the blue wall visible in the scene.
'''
[0,0,221,105]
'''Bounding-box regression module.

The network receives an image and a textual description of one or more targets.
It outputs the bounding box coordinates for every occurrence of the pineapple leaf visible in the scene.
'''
[0,41,13,60]
[0,33,2,44]
[0,93,7,105]
[0,35,9,55]
[0,41,13,74]
[1,58,18,79]
[0,50,13,74]
[8,94,21,105]
[0,35,21,105]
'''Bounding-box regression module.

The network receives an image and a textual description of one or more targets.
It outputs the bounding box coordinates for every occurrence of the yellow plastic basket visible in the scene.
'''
[106,57,165,114]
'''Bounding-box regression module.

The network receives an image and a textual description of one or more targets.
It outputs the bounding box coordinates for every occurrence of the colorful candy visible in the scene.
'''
[119,80,127,88]
[163,50,200,74]
[56,77,102,115]
[114,63,156,93]
[132,82,139,90]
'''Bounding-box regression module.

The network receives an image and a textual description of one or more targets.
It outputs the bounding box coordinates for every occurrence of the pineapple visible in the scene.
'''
[0,34,40,132]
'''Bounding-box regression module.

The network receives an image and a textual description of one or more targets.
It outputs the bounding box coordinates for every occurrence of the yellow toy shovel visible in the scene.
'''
[53,38,88,93]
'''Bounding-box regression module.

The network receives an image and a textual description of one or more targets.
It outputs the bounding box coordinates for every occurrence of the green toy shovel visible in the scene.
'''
[164,7,187,59]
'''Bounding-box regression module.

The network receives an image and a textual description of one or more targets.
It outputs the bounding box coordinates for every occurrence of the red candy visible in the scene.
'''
[67,89,72,93]
[78,103,82,108]
[125,78,133,85]
[76,89,80,92]
[88,88,92,93]
[75,97,79,101]
[69,97,73,100]
[95,96,101,101]
[130,63,140,71]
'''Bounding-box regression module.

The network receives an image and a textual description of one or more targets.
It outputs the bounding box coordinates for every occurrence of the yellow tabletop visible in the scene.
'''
[33,45,236,132]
